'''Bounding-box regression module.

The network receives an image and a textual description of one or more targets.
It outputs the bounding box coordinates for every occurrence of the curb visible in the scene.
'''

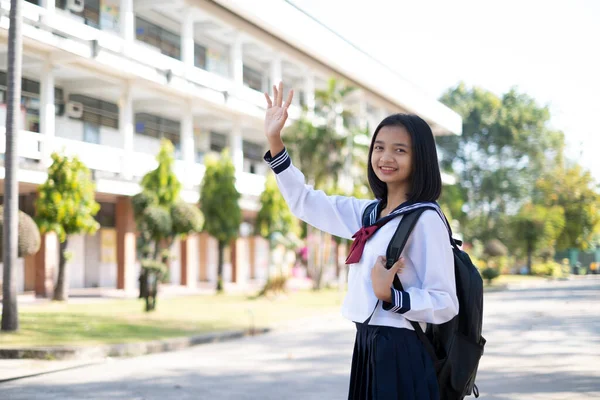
[0,328,270,361]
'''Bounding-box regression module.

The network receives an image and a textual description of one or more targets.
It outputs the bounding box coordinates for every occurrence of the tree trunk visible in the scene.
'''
[526,243,533,275]
[53,240,69,301]
[216,240,225,292]
[1,0,23,332]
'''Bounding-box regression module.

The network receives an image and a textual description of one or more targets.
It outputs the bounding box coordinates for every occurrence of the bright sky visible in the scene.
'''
[291,0,600,181]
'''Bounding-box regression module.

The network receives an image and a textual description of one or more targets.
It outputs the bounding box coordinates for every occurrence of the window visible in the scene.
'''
[194,43,207,69]
[135,17,181,60]
[210,132,228,153]
[95,202,116,228]
[243,140,264,174]
[69,94,119,130]
[135,113,181,149]
[83,122,100,144]
[0,72,65,133]
[206,48,229,77]
[243,65,263,91]
[56,0,100,29]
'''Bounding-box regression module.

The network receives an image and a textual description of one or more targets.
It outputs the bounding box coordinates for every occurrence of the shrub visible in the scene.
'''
[481,267,500,286]
[0,206,41,259]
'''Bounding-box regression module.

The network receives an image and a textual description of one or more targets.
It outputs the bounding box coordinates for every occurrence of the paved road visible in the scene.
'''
[1,279,599,400]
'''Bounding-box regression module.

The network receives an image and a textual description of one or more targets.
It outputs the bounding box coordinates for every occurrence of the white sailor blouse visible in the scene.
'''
[264,148,459,329]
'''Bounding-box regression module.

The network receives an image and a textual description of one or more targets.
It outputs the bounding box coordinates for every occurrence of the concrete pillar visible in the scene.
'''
[120,0,135,43]
[119,84,134,180]
[180,234,199,288]
[116,196,136,291]
[40,59,55,167]
[229,121,244,174]
[34,232,59,298]
[181,102,195,188]
[198,232,209,282]
[181,13,195,68]
[303,72,315,118]
[270,54,282,88]
[230,34,244,85]
[249,236,256,280]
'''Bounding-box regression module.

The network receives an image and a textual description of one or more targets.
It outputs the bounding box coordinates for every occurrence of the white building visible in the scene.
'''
[0,0,461,296]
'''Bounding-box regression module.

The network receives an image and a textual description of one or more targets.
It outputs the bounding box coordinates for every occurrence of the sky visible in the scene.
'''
[290,0,600,181]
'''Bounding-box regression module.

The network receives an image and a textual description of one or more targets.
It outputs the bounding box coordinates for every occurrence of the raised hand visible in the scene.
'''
[264,82,294,142]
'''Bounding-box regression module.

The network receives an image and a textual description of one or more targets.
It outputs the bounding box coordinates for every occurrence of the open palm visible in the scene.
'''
[264,82,294,141]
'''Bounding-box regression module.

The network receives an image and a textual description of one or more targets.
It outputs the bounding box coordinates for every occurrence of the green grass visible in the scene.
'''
[0,289,344,348]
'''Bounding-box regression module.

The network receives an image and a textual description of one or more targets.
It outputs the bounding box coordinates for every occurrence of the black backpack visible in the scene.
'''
[362,202,486,400]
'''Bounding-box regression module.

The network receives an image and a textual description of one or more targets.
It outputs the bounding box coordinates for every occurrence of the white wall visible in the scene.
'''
[55,115,83,141]
[169,238,181,285]
[0,259,25,293]
[187,235,199,287]
[85,232,101,287]
[100,126,122,148]
[134,133,163,155]
[67,234,86,289]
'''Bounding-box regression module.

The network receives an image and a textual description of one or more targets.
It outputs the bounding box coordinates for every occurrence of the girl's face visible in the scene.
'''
[370,125,413,189]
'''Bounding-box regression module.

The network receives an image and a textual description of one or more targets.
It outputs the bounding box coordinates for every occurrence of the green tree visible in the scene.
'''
[511,203,565,274]
[35,153,100,301]
[133,140,203,311]
[535,163,600,252]
[255,173,298,290]
[199,150,242,292]
[2,0,24,331]
[285,78,368,289]
[437,83,564,243]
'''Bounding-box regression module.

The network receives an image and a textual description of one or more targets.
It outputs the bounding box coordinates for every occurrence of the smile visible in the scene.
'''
[379,166,398,174]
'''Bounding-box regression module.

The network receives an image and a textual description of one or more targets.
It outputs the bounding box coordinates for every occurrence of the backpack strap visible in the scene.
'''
[386,209,439,363]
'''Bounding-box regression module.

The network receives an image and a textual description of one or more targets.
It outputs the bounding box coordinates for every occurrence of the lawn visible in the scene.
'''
[0,289,345,348]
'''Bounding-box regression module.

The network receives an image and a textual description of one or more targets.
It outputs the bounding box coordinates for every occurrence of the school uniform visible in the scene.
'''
[264,148,459,400]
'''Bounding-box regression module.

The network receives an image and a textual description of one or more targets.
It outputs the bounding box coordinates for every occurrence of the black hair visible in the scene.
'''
[367,113,442,203]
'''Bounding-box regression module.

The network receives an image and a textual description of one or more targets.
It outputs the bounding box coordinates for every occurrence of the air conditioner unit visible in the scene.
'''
[66,0,85,13]
[66,101,84,119]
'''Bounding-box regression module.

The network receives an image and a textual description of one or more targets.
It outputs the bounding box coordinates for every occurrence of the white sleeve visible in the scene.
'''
[382,210,459,324]
[264,148,373,240]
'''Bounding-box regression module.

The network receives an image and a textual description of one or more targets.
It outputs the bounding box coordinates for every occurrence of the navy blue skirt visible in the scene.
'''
[348,323,439,400]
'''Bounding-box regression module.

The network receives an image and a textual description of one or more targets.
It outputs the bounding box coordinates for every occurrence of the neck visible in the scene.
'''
[385,183,410,211]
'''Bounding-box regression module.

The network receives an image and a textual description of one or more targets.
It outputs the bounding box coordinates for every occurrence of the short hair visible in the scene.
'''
[367,113,442,202]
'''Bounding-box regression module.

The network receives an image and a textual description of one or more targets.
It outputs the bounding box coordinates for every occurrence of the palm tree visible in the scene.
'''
[2,0,24,331]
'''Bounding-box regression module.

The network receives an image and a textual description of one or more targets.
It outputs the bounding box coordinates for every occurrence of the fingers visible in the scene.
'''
[391,257,405,273]
[264,92,273,108]
[284,89,294,110]
[272,85,279,106]
[277,81,283,107]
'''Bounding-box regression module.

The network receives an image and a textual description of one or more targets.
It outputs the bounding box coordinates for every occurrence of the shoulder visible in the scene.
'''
[413,209,449,239]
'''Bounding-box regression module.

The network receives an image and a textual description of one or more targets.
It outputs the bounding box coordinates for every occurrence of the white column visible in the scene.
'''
[40,60,55,167]
[181,102,195,188]
[120,0,135,43]
[120,84,134,180]
[230,122,244,174]
[42,0,55,13]
[181,13,195,69]
[270,54,282,88]
[303,72,315,118]
[230,34,244,85]
[358,96,368,131]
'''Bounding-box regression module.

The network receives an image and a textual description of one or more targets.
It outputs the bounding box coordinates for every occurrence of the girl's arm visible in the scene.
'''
[265,148,372,239]
[381,210,459,324]
[263,83,371,240]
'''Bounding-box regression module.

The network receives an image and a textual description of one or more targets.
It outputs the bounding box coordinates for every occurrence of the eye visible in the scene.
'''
[374,146,383,151]
[396,148,406,153]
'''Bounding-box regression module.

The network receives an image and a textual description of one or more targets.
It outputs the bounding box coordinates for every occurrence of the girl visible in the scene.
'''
[263,82,458,400]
